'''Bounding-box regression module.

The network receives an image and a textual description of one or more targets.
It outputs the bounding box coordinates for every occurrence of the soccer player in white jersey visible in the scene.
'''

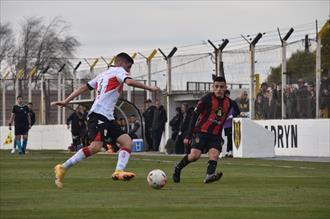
[51,52,160,188]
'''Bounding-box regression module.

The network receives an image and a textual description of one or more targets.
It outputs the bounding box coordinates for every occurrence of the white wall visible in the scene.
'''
[0,125,71,150]
[255,119,330,157]
[1,119,329,157]
[232,118,275,158]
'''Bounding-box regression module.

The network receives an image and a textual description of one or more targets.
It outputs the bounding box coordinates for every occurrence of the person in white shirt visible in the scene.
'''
[51,52,160,188]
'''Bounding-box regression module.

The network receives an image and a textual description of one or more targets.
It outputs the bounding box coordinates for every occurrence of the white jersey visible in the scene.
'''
[87,67,130,120]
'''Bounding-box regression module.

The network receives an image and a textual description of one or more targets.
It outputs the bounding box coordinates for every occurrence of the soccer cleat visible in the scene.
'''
[172,166,181,183]
[10,148,16,154]
[54,164,66,188]
[204,172,223,184]
[112,170,136,181]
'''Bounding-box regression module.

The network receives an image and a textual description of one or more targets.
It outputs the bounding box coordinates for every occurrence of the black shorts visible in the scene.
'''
[87,112,126,143]
[15,125,29,135]
[191,132,223,152]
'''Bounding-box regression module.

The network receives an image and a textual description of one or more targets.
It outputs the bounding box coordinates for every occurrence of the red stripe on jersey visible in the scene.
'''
[82,147,91,157]
[94,131,101,141]
[195,94,231,135]
[118,84,124,93]
[212,97,230,135]
[210,95,221,134]
[200,94,218,133]
[121,147,132,154]
[105,77,120,93]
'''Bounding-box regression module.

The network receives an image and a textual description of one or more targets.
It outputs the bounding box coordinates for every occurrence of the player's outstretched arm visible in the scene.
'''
[51,84,89,107]
[125,78,160,92]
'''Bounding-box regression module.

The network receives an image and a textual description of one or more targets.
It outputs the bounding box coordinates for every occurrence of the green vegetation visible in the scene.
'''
[267,21,330,85]
[0,150,329,219]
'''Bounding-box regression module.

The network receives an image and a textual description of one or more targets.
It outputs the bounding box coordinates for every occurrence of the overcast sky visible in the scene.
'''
[1,0,329,58]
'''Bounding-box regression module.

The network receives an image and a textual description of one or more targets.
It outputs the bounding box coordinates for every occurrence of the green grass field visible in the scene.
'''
[0,150,329,219]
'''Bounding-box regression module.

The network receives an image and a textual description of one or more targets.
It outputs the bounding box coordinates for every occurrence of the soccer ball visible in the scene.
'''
[147,169,167,189]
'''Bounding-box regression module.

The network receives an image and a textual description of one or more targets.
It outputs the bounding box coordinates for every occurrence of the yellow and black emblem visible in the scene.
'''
[233,120,241,149]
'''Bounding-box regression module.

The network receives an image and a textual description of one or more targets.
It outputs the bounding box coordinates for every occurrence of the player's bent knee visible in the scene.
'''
[208,148,220,160]
[89,142,103,154]
[189,151,201,161]
[116,134,133,150]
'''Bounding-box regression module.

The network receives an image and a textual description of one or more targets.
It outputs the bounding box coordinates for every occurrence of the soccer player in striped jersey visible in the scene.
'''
[173,76,232,183]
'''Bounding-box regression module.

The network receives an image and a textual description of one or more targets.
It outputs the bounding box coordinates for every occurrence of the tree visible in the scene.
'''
[267,50,315,85]
[320,20,330,76]
[267,20,330,85]
[10,17,80,93]
[0,23,14,67]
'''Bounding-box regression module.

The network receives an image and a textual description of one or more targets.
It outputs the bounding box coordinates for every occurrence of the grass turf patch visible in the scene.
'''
[0,150,329,219]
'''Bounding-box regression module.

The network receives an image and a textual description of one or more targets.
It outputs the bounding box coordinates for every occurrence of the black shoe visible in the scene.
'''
[172,166,181,183]
[204,172,223,184]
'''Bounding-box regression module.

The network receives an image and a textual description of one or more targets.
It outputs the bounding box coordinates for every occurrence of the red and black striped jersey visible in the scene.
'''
[193,93,232,136]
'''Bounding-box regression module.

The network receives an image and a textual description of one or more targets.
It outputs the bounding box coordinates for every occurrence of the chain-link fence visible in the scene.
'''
[1,21,329,126]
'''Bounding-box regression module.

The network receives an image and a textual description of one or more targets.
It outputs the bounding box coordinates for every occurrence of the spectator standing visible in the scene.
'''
[235,90,249,115]
[67,106,84,151]
[257,82,270,120]
[296,78,309,118]
[264,87,276,119]
[284,85,297,118]
[80,105,89,147]
[169,107,182,141]
[272,84,282,119]
[174,103,190,154]
[23,102,36,152]
[255,93,264,119]
[320,83,330,118]
[27,103,36,126]
[143,99,156,151]
[151,99,167,151]
[307,84,316,118]
[223,90,240,157]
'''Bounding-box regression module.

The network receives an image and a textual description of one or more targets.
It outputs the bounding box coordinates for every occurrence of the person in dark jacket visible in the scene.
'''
[151,99,167,151]
[169,107,182,141]
[223,90,240,157]
[296,78,309,118]
[143,99,156,151]
[174,103,191,154]
[67,106,84,151]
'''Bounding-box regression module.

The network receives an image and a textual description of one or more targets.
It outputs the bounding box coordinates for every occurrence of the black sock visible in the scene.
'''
[176,155,190,171]
[207,160,217,175]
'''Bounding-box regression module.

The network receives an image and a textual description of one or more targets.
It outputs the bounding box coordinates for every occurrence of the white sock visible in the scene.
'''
[115,149,131,171]
[63,148,90,169]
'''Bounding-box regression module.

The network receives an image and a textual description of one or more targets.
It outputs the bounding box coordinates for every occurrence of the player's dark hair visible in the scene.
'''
[115,52,134,64]
[212,75,226,83]
[16,95,22,99]
[28,102,33,105]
